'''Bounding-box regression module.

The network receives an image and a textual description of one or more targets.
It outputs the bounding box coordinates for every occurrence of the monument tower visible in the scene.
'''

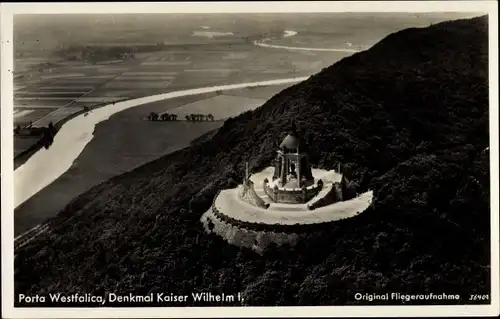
[201,119,373,253]
[272,121,314,188]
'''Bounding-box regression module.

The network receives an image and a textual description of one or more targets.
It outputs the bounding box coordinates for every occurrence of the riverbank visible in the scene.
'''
[14,78,305,235]
[14,77,306,209]
[14,99,131,170]
[253,39,360,53]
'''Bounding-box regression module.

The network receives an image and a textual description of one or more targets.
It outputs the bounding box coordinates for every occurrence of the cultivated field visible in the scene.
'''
[14,12,472,132]
[13,38,344,156]
[14,94,219,235]
[13,43,336,123]
[165,94,266,120]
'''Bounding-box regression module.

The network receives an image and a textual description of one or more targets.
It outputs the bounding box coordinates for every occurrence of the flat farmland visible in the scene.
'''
[14,95,222,235]
[132,93,219,116]
[32,106,84,127]
[221,83,296,100]
[166,94,267,120]
[13,109,35,119]
[13,39,338,130]
[166,71,238,91]
[14,12,476,235]
[12,34,344,206]
[12,40,317,174]
[13,108,54,126]
[13,83,296,235]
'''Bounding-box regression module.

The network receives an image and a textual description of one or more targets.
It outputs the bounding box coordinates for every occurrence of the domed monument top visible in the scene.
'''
[280,134,301,150]
[279,121,303,151]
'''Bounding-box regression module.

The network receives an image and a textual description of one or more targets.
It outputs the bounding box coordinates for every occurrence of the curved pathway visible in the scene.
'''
[14,77,308,208]
[213,167,373,225]
[215,188,372,224]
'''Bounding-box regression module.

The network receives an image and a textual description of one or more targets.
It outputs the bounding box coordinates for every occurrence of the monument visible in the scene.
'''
[200,121,373,253]
[272,121,314,188]
[264,122,322,204]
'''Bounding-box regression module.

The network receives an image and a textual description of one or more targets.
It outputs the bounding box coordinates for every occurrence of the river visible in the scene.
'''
[14,77,309,208]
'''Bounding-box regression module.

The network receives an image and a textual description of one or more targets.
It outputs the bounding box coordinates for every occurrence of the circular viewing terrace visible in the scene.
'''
[200,122,373,251]
[203,167,373,227]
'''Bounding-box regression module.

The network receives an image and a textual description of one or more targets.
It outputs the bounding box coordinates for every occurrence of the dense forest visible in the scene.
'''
[15,16,490,306]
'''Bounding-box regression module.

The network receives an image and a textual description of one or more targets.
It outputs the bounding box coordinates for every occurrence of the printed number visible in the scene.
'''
[469,294,490,301]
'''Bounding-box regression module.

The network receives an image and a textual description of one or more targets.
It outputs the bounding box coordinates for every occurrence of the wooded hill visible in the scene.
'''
[15,16,490,306]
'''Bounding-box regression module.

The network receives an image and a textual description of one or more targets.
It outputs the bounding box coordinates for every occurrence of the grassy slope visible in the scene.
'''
[15,16,490,305]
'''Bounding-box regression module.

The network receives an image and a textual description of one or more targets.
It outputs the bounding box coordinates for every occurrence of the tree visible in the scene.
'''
[148,112,159,121]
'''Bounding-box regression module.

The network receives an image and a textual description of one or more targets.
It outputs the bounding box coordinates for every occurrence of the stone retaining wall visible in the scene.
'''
[263,179,322,203]
[308,182,343,210]
[201,187,372,253]
[211,199,340,233]
[239,179,269,209]
[201,208,301,255]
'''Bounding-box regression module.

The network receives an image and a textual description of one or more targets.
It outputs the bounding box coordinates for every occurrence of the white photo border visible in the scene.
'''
[1,1,498,318]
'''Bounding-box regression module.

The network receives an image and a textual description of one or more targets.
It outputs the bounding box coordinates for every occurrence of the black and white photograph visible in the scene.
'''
[1,1,498,318]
